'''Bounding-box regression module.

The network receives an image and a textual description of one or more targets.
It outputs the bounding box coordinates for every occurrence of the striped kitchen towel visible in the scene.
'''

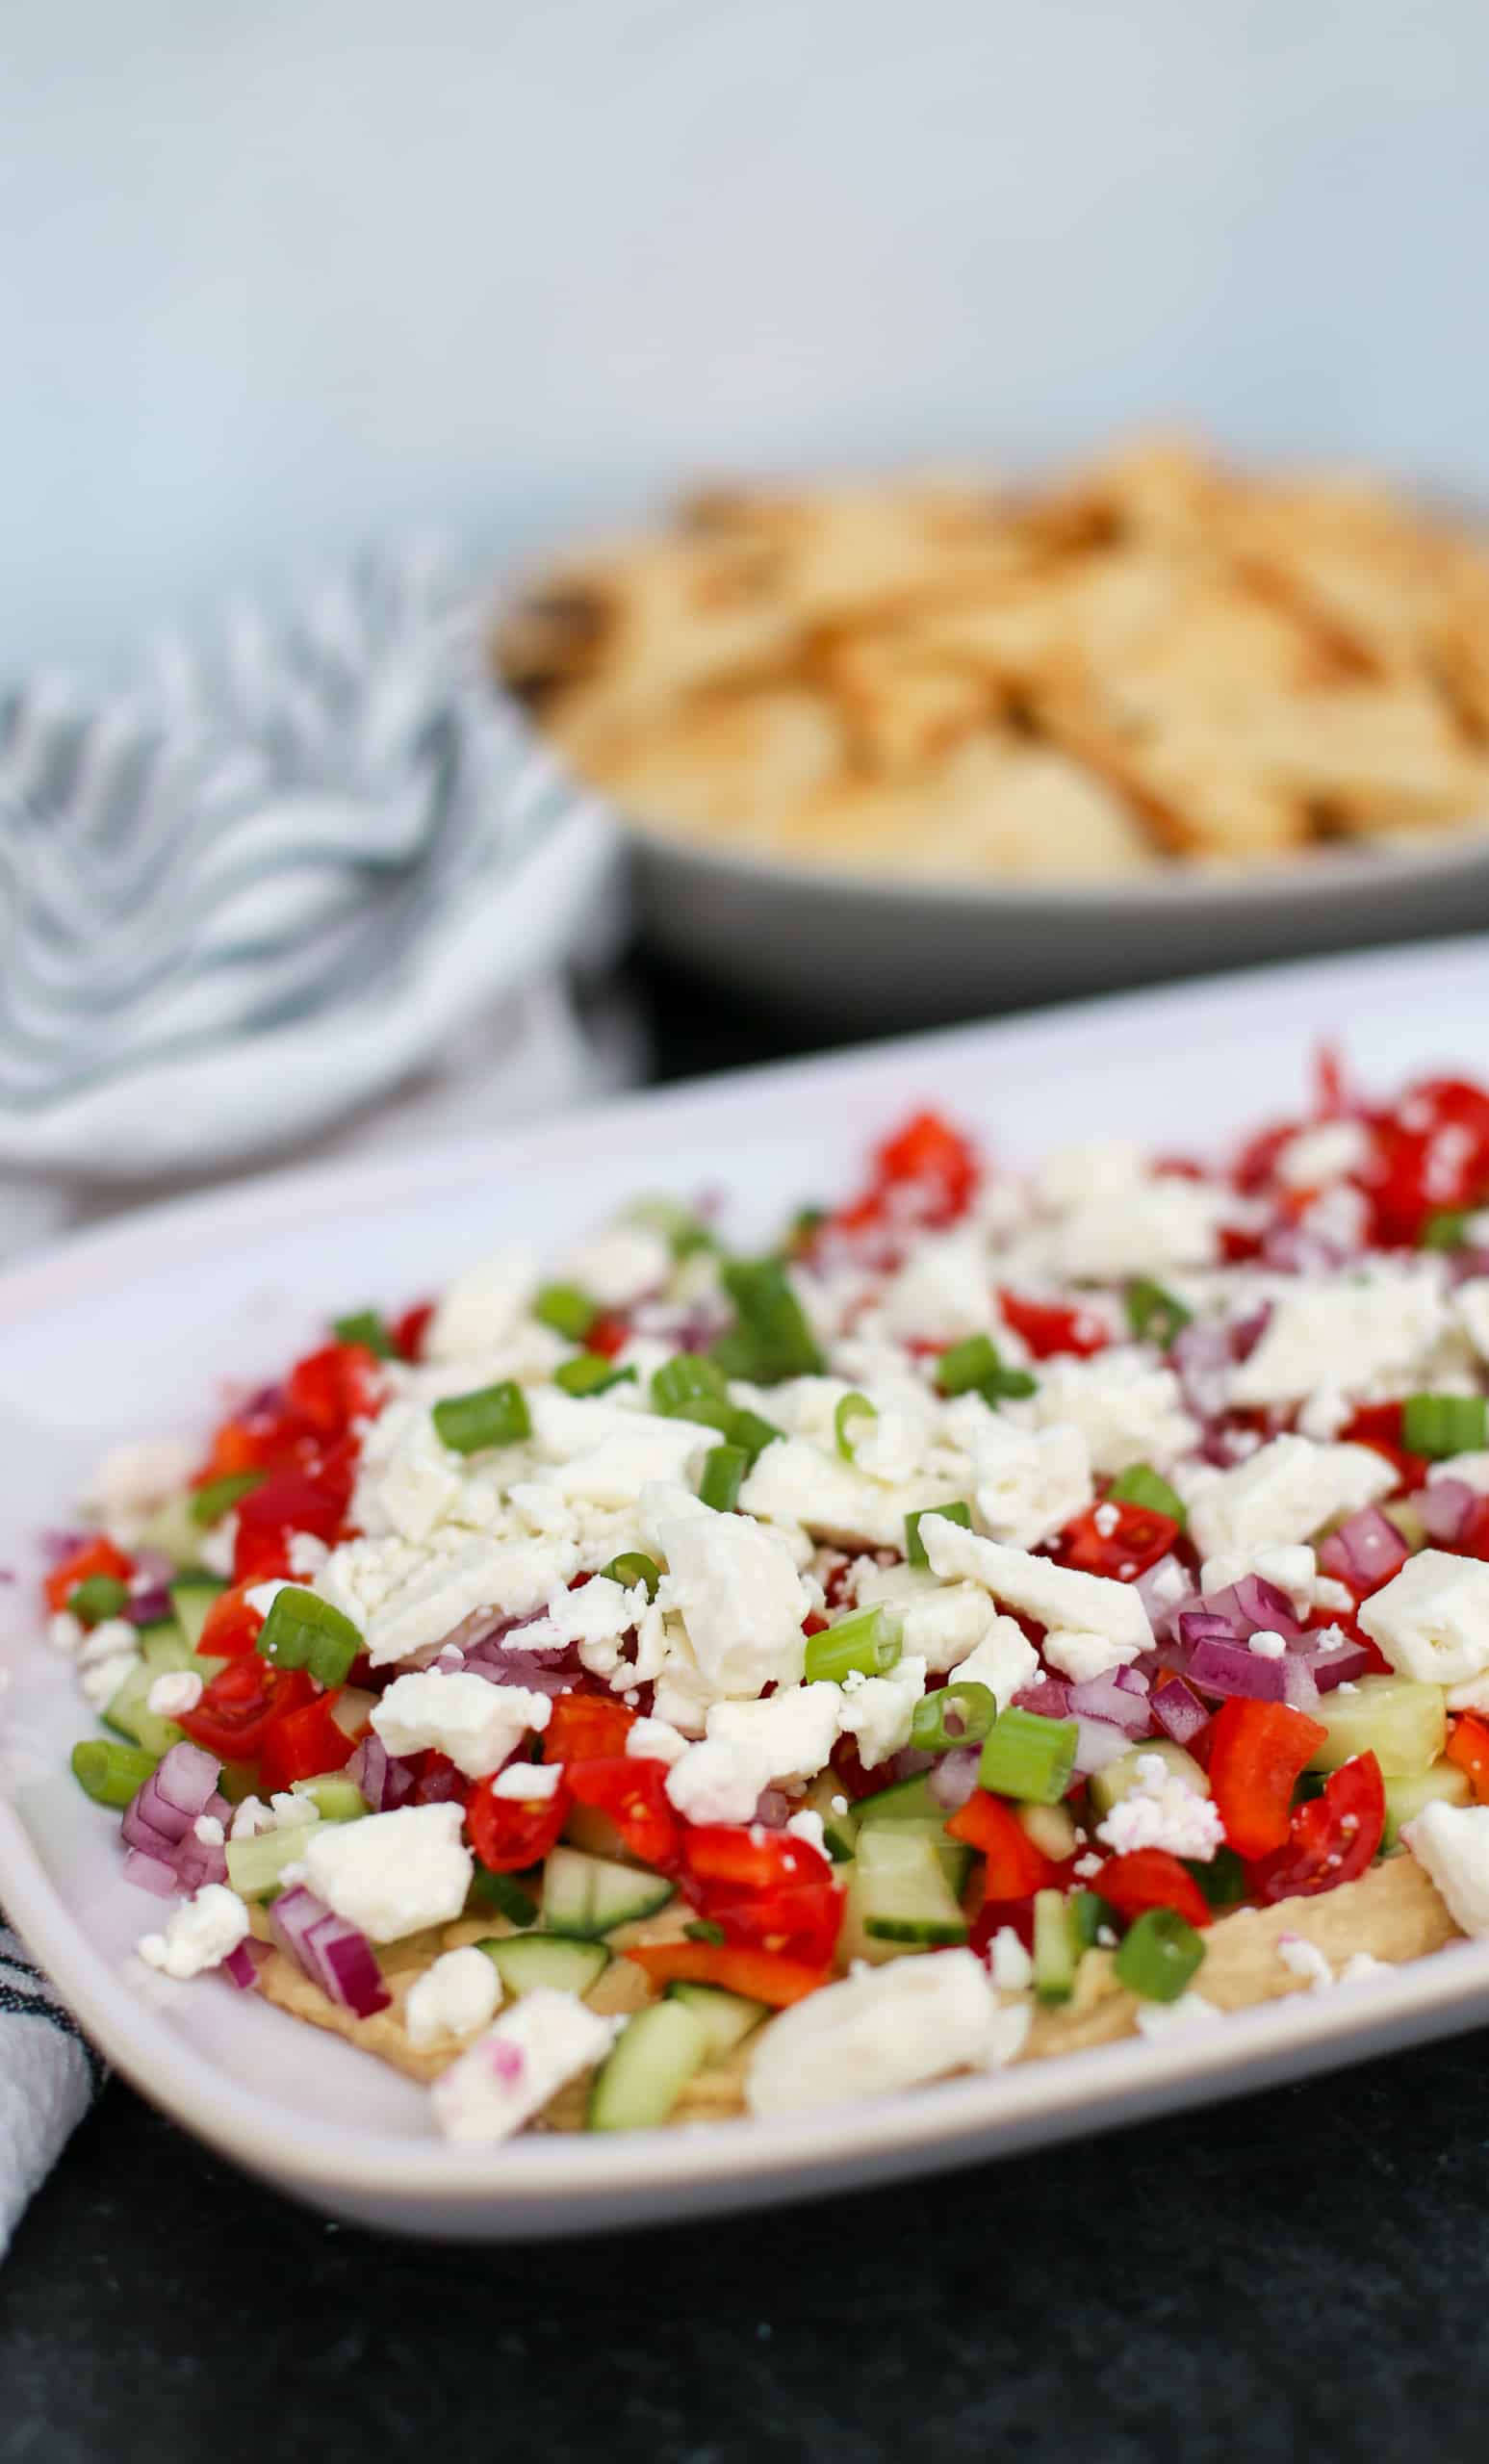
[0,1908,104,2259]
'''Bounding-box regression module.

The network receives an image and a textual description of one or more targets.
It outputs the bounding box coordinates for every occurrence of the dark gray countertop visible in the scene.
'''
[6,953,1486,2464]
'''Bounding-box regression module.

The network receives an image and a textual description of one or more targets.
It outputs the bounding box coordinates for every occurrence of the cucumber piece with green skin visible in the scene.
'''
[542,1846,676,1938]
[479,1934,613,1997]
[1382,1758,1473,1846]
[102,1660,186,1760]
[845,1828,968,1955]
[168,1576,226,1651]
[1032,1887,1077,2004]
[290,1774,367,1822]
[664,1980,769,2057]
[799,1769,860,1861]
[854,1773,948,1835]
[936,1840,975,1899]
[1087,1739,1211,1821]
[1307,1673,1447,1778]
[226,1823,319,1900]
[587,1999,709,2132]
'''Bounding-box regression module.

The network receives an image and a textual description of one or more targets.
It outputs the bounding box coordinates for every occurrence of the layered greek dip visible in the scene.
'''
[47,1068,1489,2141]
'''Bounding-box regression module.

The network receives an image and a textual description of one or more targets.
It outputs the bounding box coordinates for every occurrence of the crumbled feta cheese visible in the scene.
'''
[559,1222,672,1310]
[269,1790,320,1829]
[967,1417,1094,1549]
[948,1615,1041,1708]
[193,1813,225,1847]
[372,1671,552,1780]
[152,1669,203,1721]
[1403,1800,1489,1936]
[323,1530,576,1669]
[1187,1436,1395,1562]
[488,1759,564,1800]
[1276,1934,1334,1990]
[746,1949,1004,2115]
[1094,1755,1223,1861]
[1231,1270,1448,1409]
[244,1578,293,1620]
[404,1945,503,2048]
[1037,1175,1225,1284]
[738,1436,913,1553]
[667,1683,842,1823]
[879,1232,996,1343]
[1029,1353,1198,1476]
[424,1246,539,1360]
[46,1611,84,1656]
[1338,1952,1389,1984]
[1274,1119,1371,1190]
[989,1926,1035,1992]
[299,1803,473,1941]
[515,1575,648,1669]
[352,1400,467,1544]
[75,1618,141,1709]
[1359,1551,1489,1686]
[833,1654,929,1768]
[784,1809,828,1857]
[626,1715,690,1766]
[196,1516,238,1578]
[1247,1630,1288,1660]
[432,1989,618,2141]
[229,1796,274,1840]
[920,1517,1152,1676]
[655,1508,809,1696]
[137,1885,250,1979]
[1134,1993,1222,2040]
[1454,1279,1489,1365]
[90,1438,197,1535]
[852,1564,1008,1675]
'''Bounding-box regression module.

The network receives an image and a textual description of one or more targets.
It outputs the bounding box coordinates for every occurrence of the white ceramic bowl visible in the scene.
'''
[7,934,1489,2240]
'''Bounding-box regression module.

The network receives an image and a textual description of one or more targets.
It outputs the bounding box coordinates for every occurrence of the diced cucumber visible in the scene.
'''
[1087,1739,1211,1820]
[541,1846,675,1938]
[137,1492,209,1572]
[136,1619,190,1667]
[478,1933,612,1998]
[1032,1887,1077,2004]
[1018,1800,1080,1861]
[563,1801,631,1862]
[1307,1674,1447,1778]
[472,1866,541,1928]
[1382,1758,1474,1847]
[226,1822,319,1900]
[290,1774,367,1822]
[588,1999,709,2132]
[664,1980,769,2058]
[936,1839,975,1899]
[844,1828,968,1958]
[169,1576,226,1651]
[854,1773,948,1835]
[800,1769,860,1862]
[102,1661,185,1760]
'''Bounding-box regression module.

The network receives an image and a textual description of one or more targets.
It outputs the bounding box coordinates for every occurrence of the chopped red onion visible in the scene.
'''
[153,1741,222,1819]
[886,1748,937,1784]
[1318,1507,1410,1592]
[1224,1575,1302,1640]
[120,1796,184,1861]
[1114,1665,1151,1698]
[1171,1320,1235,1421]
[221,1938,262,1991]
[1411,1480,1476,1548]
[126,1582,175,1628]
[131,1548,177,1589]
[40,1527,90,1568]
[122,1849,179,1897]
[1307,1632,1378,1691]
[1068,1672,1150,1735]
[1072,1715,1135,1774]
[928,1747,981,1810]
[270,1886,391,2016]
[1014,1676,1072,1720]
[1186,1632,1319,1711]
[461,1648,572,1696]
[347,1735,417,1813]
[1150,1676,1210,1746]
[173,1805,230,1892]
[1135,1555,1193,1640]
[753,1787,792,1828]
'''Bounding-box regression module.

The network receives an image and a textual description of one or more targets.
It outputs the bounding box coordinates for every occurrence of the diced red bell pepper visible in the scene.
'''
[45,1536,134,1615]
[1447,1712,1489,1804]
[177,1659,316,1763]
[467,1769,571,1870]
[681,1824,834,1895]
[542,1693,638,1764]
[1093,1848,1213,1930]
[624,1940,832,2007]
[284,1341,384,1442]
[874,1110,982,1221]
[392,1300,435,1364]
[567,1758,679,1870]
[707,1881,844,1967]
[195,1582,265,1661]
[946,1791,1058,1900]
[233,1471,347,1584]
[257,1691,357,1795]
[1245,1752,1386,1904]
[1206,1698,1330,1861]
[998,1290,1111,1360]
[1336,1402,1425,1493]
[1057,1501,1180,1582]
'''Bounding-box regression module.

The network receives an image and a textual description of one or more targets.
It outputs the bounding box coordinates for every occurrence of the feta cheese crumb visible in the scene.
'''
[1403,1800,1489,1936]
[1359,1550,1489,1685]
[626,1716,689,1767]
[746,1949,1004,2115]
[299,1803,473,1942]
[137,1885,250,1980]
[784,1809,828,1857]
[431,1989,617,2142]
[489,1760,565,1801]
[989,1926,1035,1992]
[1094,1755,1224,1861]
[1246,1630,1288,1660]
[371,1670,553,1779]
[193,1813,225,1847]
[1134,1992,1222,2040]
[1276,1934,1334,1991]
[147,1669,204,1720]
[404,1945,502,2048]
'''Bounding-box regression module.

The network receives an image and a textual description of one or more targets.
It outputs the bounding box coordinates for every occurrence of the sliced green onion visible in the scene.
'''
[71,1737,158,1807]
[432,1379,532,1455]
[601,1552,661,1600]
[1106,1463,1188,1527]
[1114,1907,1206,2003]
[68,1575,129,1627]
[977,1707,1079,1806]
[698,1443,749,1512]
[473,1866,540,1927]
[1126,1276,1193,1349]
[933,1334,1036,1404]
[910,1680,998,1753]
[684,1918,728,1946]
[804,1604,904,1685]
[905,1500,973,1567]
[1189,1844,1247,1911]
[534,1282,599,1343]
[256,1587,363,1687]
[626,1195,719,1259]
[714,1258,824,1384]
[1421,1209,1470,1251]
[1401,1392,1489,1459]
[190,1469,267,1527]
[331,1308,394,1358]
[554,1353,637,1398]
[786,1205,827,1255]
[834,1391,878,1461]
[653,1353,731,1422]
[1066,1888,1108,1950]
[728,1407,783,1466]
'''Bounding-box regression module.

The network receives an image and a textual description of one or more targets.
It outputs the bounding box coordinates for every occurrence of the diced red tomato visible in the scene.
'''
[195,1582,265,1661]
[411,1750,471,1806]
[1093,1849,1213,1930]
[257,1692,357,1795]
[586,1313,630,1361]
[1206,1698,1330,1861]
[1364,1078,1489,1246]
[284,1341,384,1441]
[1245,1753,1386,1904]
[392,1300,435,1364]
[681,1824,834,1895]
[542,1693,638,1764]
[946,1791,1058,1900]
[467,1770,571,1871]
[1447,1712,1489,1804]
[1057,1501,1180,1582]
[968,1894,1038,1957]
[624,1940,832,2006]
[707,1881,844,1967]
[177,1659,315,1763]
[998,1290,1112,1360]
[233,1472,347,1584]
[44,1536,134,1615]
[1336,1402,1425,1493]
[874,1110,982,1221]
[567,1758,679,1870]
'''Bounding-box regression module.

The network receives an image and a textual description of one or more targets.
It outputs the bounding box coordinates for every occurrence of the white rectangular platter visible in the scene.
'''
[6,934,1489,2239]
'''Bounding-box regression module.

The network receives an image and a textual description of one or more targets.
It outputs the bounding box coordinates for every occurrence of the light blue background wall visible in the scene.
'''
[2,0,1482,672]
